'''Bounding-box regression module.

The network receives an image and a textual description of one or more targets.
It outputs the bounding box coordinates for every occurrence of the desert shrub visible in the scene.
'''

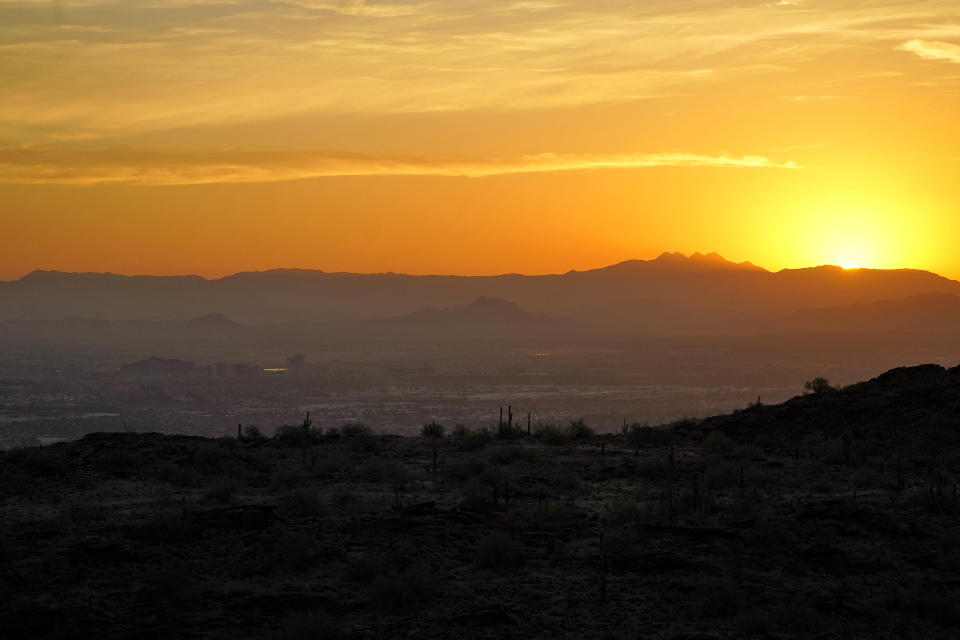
[534,424,568,446]
[340,423,373,438]
[155,462,202,488]
[452,424,469,438]
[667,417,700,430]
[696,576,744,618]
[242,450,279,474]
[278,610,346,640]
[63,499,106,524]
[635,456,671,480]
[893,587,960,627]
[448,457,487,482]
[804,377,837,394]
[0,524,12,564]
[269,528,322,573]
[242,425,267,441]
[476,531,525,570]
[459,427,493,451]
[344,553,391,583]
[604,526,641,555]
[279,488,323,517]
[135,511,198,544]
[567,418,593,440]
[488,445,539,465]
[705,460,737,489]
[312,454,352,477]
[704,431,735,457]
[274,424,319,446]
[272,467,307,489]
[811,477,834,493]
[143,561,198,604]
[605,495,649,525]
[368,565,436,612]
[348,436,380,455]
[421,421,445,438]
[852,467,884,489]
[628,423,671,450]
[18,446,71,477]
[203,480,239,504]
[359,457,401,483]
[93,449,143,477]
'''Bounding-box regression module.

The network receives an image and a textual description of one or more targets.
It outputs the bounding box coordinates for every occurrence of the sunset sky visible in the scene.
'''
[2,0,958,280]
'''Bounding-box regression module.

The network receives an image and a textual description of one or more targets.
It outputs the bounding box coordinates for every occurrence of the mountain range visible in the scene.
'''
[2,252,959,336]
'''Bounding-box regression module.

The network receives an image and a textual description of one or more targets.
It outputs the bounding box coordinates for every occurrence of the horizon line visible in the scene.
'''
[3,252,953,283]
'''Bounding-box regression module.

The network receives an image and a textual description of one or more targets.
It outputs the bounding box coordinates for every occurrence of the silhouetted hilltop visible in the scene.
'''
[4,362,960,638]
[686,363,960,448]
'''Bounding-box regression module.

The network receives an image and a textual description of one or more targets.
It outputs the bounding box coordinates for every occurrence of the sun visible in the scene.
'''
[842,263,861,270]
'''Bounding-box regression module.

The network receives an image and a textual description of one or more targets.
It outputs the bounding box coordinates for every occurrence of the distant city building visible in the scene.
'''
[120,357,196,376]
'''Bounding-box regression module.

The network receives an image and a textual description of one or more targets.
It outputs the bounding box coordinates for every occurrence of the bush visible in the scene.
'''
[421,421,445,438]
[344,553,391,583]
[278,488,324,517]
[203,481,239,504]
[705,460,737,489]
[804,377,837,394]
[274,424,320,447]
[635,456,671,480]
[534,424,568,446]
[135,511,199,545]
[269,528,322,573]
[567,418,593,440]
[155,462,202,488]
[18,447,71,477]
[368,565,436,612]
[340,423,374,438]
[452,424,469,438]
[94,449,143,477]
[448,457,487,482]
[627,423,671,450]
[704,431,735,457]
[459,427,493,451]
[488,445,539,465]
[242,425,267,441]
[63,500,106,524]
[476,531,525,570]
[278,610,346,640]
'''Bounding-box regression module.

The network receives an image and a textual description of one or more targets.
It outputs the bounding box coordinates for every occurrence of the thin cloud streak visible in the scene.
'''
[0,150,802,186]
[898,39,960,64]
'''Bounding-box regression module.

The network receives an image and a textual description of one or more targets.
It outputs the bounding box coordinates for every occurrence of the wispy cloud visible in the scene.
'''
[0,149,801,186]
[898,39,960,64]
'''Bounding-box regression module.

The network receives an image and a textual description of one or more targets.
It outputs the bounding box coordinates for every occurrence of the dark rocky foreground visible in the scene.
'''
[2,365,960,639]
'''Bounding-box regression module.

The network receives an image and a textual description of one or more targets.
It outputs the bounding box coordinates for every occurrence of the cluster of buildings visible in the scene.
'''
[119,354,306,378]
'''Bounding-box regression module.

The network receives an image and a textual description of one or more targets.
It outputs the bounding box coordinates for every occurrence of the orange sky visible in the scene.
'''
[1,1,959,280]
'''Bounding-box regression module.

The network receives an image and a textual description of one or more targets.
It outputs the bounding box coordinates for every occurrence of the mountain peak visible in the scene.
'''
[652,251,764,271]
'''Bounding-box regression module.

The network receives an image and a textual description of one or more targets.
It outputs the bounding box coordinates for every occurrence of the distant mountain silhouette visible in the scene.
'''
[398,296,553,325]
[597,251,765,273]
[368,296,569,341]
[3,254,959,335]
[788,293,960,332]
[186,313,241,331]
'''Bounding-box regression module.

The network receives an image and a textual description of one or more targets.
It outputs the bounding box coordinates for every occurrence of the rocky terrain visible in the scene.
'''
[2,364,960,639]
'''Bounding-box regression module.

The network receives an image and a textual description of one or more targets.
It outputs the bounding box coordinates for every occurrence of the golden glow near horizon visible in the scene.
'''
[1,1,959,280]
